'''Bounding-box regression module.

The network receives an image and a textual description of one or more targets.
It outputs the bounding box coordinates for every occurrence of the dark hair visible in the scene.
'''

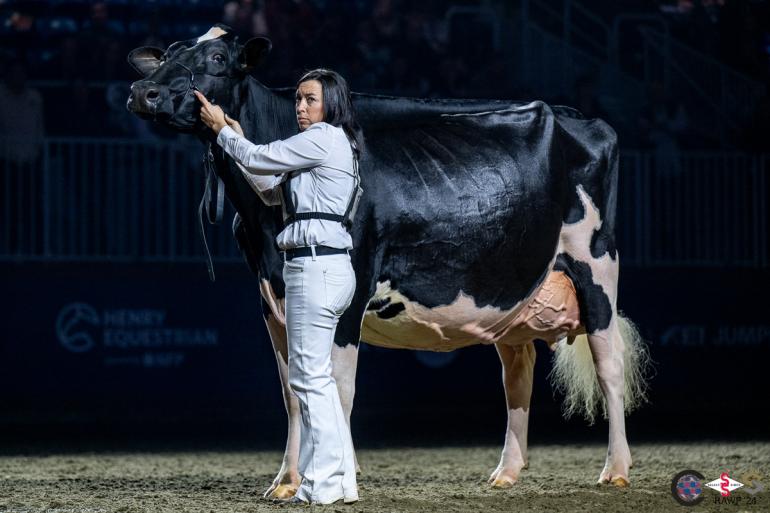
[296,68,364,161]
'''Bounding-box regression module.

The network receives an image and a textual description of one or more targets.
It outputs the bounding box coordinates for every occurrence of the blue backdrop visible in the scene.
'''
[1,262,768,444]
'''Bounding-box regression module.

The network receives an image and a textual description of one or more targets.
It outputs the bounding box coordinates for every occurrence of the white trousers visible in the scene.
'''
[282,249,358,504]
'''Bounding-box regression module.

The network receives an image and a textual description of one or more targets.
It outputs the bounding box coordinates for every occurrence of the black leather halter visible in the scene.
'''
[171,60,239,98]
[170,61,234,282]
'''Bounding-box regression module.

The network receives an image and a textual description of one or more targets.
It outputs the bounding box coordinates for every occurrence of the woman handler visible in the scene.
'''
[195,68,363,505]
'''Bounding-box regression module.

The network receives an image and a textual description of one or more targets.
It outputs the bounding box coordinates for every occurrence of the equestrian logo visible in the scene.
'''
[671,469,706,506]
[705,472,744,496]
[56,302,100,353]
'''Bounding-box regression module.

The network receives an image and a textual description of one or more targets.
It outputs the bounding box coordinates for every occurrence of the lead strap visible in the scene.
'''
[198,142,224,282]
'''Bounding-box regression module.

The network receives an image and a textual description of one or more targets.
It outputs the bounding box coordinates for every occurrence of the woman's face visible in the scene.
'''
[295,79,324,131]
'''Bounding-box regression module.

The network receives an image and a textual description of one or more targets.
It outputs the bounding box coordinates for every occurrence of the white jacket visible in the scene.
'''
[217,121,356,250]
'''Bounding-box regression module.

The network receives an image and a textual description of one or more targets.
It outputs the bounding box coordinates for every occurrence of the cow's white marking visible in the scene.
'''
[196,26,228,44]
[557,184,617,297]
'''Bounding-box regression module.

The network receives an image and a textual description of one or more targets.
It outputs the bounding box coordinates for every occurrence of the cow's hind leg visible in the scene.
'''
[488,342,535,488]
[331,342,361,474]
[554,248,632,486]
[588,314,632,487]
[552,128,650,487]
[552,249,649,487]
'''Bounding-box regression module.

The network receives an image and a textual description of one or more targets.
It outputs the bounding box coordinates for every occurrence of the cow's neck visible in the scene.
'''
[237,78,298,144]
[201,77,295,281]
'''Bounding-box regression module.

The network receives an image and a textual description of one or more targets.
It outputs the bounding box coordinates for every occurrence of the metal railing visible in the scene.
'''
[1,138,768,268]
[1,137,242,264]
[617,151,768,267]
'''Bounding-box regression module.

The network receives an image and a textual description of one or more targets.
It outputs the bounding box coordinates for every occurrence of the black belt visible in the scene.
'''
[282,245,349,260]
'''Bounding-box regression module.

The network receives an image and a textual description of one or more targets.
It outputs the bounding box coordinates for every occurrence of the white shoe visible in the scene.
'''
[315,493,359,506]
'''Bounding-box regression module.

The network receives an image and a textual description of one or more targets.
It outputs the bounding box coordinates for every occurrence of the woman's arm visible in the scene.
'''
[236,161,285,206]
[195,90,335,176]
[216,123,335,175]
[217,114,284,206]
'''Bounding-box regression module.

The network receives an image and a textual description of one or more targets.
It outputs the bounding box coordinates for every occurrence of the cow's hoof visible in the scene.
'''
[488,467,520,488]
[264,483,298,500]
[490,475,517,489]
[597,471,630,488]
[611,476,630,487]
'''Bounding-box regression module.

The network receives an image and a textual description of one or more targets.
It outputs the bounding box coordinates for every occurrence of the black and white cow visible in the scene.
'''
[127,25,649,499]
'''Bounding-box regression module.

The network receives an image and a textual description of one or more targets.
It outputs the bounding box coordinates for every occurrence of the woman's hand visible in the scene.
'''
[194,90,227,134]
[224,114,244,136]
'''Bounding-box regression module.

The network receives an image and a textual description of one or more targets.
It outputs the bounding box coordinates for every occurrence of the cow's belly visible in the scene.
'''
[361,270,583,351]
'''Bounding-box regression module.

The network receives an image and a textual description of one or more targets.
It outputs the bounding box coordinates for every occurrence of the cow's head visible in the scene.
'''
[126,24,270,132]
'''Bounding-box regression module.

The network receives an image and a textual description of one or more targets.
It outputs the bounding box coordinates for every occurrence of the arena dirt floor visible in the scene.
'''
[1,442,768,513]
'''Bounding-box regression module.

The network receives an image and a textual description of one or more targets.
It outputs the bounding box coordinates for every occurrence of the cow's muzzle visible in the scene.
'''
[126,80,172,118]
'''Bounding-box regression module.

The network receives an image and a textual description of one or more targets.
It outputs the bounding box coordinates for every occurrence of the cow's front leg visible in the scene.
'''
[263,312,301,500]
[488,342,535,488]
[331,342,361,474]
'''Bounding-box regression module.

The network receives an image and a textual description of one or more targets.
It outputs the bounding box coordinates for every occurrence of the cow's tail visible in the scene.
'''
[548,313,651,425]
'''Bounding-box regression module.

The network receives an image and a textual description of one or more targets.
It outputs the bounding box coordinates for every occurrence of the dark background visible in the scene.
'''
[1,0,769,451]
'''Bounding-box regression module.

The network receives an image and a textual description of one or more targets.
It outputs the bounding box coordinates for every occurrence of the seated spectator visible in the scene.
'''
[0,58,45,254]
[79,2,125,80]
[0,58,44,167]
[223,0,268,37]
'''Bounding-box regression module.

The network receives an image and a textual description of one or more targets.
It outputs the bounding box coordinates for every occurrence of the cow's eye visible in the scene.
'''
[212,54,225,64]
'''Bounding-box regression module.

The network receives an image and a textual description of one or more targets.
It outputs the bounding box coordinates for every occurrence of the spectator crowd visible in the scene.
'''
[0,0,768,153]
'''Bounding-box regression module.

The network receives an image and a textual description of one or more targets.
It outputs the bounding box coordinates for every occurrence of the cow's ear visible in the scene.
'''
[127,46,164,77]
[238,37,272,72]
